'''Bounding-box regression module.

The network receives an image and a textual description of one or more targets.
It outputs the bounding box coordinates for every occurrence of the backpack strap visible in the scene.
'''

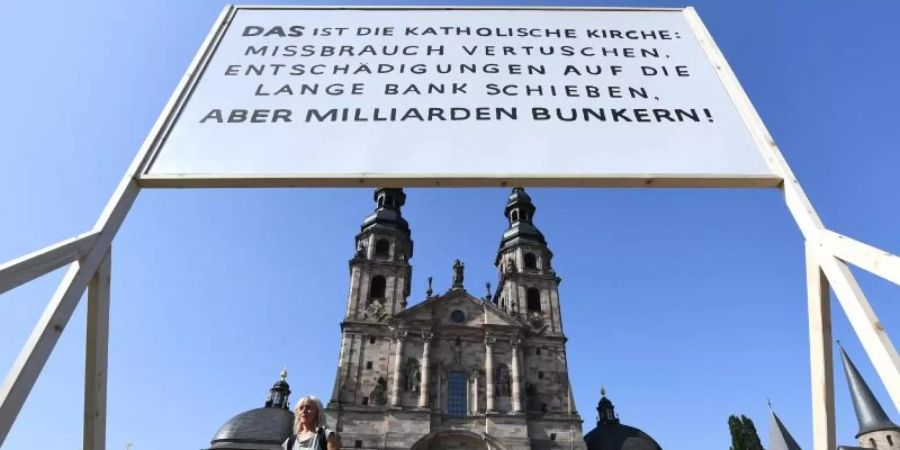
[316,427,334,450]
[287,433,297,450]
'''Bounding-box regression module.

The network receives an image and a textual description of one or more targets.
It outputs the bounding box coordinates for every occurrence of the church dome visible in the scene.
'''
[584,389,662,450]
[207,370,294,449]
[209,407,294,449]
[584,423,662,450]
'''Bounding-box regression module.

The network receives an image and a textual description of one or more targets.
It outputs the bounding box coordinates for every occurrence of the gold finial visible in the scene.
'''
[280,367,288,381]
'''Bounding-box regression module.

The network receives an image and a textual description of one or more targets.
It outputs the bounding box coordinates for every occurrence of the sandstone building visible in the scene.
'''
[205,188,670,450]
[323,187,586,450]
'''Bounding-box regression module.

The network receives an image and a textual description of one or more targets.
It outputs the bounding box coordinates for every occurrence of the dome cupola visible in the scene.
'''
[206,371,295,450]
[498,187,546,253]
[584,388,663,450]
[264,368,291,409]
[360,188,410,236]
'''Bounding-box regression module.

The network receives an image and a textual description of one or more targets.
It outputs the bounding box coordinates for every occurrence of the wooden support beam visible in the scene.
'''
[84,250,111,450]
[0,258,101,444]
[821,229,900,287]
[806,243,836,450]
[811,244,900,412]
[685,3,899,435]
[0,6,235,446]
[0,231,99,295]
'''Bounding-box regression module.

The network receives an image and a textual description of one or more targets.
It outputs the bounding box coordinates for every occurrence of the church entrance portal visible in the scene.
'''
[411,430,508,450]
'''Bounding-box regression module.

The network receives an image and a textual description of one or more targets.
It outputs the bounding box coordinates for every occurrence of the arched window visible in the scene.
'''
[527,288,541,312]
[886,435,893,446]
[374,239,390,259]
[511,210,519,222]
[869,438,877,448]
[369,275,386,302]
[447,372,468,417]
[524,253,537,270]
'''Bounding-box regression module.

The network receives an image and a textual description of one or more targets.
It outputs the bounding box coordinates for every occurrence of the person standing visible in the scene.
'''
[282,396,339,450]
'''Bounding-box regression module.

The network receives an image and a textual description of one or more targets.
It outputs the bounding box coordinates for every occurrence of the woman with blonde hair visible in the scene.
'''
[282,396,339,450]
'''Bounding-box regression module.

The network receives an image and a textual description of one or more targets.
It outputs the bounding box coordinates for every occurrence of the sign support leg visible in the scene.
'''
[806,242,836,450]
[84,249,111,450]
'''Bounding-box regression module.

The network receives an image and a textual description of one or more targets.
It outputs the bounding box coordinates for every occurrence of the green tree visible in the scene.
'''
[728,415,764,450]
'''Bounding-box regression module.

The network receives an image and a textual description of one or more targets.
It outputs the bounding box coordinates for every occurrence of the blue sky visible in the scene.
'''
[1,1,899,450]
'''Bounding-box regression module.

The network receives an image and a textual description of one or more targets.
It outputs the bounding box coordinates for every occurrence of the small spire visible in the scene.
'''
[426,276,433,297]
[495,188,547,267]
[596,386,617,425]
[485,282,491,300]
[769,409,803,450]
[265,369,291,409]
[838,346,899,437]
[360,188,410,236]
[767,398,773,411]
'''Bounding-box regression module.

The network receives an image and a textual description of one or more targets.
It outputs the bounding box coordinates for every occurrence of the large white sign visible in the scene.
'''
[141,7,779,187]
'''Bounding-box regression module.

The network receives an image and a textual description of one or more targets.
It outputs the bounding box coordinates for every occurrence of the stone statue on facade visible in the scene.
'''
[495,364,511,397]
[404,358,421,393]
[452,336,464,366]
[452,259,465,289]
[507,257,517,273]
[370,377,388,406]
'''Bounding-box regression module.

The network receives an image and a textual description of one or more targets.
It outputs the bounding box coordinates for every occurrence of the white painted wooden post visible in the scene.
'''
[812,245,900,412]
[0,231,99,295]
[806,243,836,450]
[821,229,900,286]
[84,250,111,450]
[685,2,900,429]
[0,6,235,446]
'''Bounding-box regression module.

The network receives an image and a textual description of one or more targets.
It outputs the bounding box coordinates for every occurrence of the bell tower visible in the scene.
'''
[493,188,564,335]
[344,188,413,320]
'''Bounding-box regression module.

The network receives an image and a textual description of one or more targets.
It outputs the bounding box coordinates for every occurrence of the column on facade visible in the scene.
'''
[510,336,523,413]
[391,329,407,406]
[418,332,432,408]
[344,267,360,319]
[485,335,496,412]
[550,288,562,333]
[329,335,348,404]
[470,371,479,414]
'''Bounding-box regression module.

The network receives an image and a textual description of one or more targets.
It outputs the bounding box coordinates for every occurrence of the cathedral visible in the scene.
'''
[203,188,897,450]
[323,187,585,450]
[205,188,664,450]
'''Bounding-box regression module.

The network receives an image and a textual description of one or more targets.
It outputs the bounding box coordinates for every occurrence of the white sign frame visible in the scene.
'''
[137,5,783,188]
[2,7,899,450]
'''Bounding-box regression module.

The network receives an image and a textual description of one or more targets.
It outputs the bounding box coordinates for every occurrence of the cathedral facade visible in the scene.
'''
[323,188,587,450]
